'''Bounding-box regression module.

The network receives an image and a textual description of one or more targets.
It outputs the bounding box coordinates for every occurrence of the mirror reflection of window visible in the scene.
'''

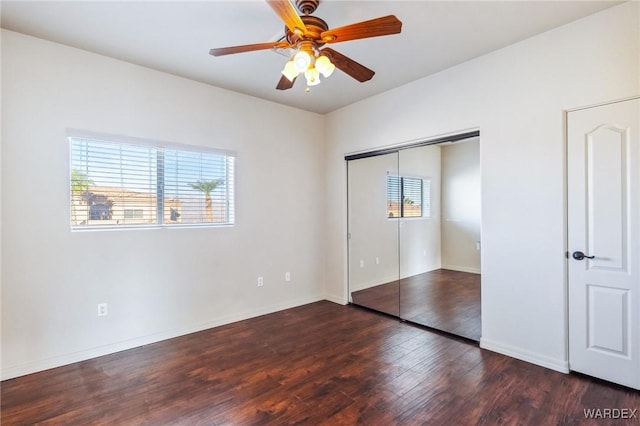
[386,175,430,218]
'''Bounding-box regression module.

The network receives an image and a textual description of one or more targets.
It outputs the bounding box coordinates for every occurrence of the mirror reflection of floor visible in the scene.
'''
[351,269,481,341]
[351,280,401,317]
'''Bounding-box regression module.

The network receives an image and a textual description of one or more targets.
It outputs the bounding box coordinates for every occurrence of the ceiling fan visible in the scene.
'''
[209,0,402,90]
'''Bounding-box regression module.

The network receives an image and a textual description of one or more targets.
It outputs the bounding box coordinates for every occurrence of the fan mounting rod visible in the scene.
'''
[296,0,319,15]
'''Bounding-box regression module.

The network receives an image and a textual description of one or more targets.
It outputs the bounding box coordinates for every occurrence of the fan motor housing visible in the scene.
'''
[285,15,329,46]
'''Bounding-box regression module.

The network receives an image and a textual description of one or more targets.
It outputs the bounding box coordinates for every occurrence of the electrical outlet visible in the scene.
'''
[257,276,264,287]
[359,260,365,268]
[285,272,291,282]
[97,303,108,317]
[375,257,380,265]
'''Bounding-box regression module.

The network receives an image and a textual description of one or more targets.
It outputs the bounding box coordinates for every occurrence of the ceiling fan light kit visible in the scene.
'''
[315,55,335,78]
[304,67,321,86]
[209,0,402,91]
[282,60,300,81]
[281,43,336,86]
[293,50,311,72]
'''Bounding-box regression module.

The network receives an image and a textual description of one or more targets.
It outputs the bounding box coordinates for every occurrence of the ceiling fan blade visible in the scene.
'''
[322,48,375,82]
[321,15,402,44]
[266,0,308,35]
[209,41,289,57]
[276,74,296,90]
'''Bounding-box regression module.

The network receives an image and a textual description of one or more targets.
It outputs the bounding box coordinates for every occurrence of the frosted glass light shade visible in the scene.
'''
[281,61,299,82]
[305,67,321,86]
[315,55,335,78]
[294,51,311,72]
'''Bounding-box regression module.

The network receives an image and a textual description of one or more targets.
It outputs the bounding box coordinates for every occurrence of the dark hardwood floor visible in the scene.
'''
[401,269,481,341]
[352,269,481,341]
[2,301,638,425]
[351,279,401,317]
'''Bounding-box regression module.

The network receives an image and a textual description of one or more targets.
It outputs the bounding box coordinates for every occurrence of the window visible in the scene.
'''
[387,175,430,218]
[70,135,234,229]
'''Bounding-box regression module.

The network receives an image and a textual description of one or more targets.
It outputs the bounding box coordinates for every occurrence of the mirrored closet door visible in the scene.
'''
[348,152,400,316]
[347,135,481,342]
[398,139,481,341]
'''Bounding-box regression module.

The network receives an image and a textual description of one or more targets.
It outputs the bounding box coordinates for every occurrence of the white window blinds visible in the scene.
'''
[401,176,423,218]
[387,174,402,218]
[70,136,235,229]
[386,175,427,219]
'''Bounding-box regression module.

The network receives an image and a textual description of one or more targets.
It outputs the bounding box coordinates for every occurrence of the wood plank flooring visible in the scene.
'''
[401,269,481,341]
[352,269,481,341]
[2,301,638,425]
[351,279,400,317]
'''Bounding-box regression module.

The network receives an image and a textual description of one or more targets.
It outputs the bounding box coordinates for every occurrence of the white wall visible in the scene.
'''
[325,2,639,372]
[441,139,481,273]
[1,30,326,379]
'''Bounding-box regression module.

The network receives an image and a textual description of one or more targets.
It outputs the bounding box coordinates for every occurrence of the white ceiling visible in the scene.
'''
[0,0,622,114]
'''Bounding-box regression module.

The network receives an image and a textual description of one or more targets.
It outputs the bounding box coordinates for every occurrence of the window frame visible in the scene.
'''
[386,174,430,220]
[68,130,236,231]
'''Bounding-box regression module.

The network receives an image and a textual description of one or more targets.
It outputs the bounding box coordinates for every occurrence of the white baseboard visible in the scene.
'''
[349,273,399,293]
[442,265,481,274]
[323,294,348,305]
[1,294,324,381]
[480,337,569,374]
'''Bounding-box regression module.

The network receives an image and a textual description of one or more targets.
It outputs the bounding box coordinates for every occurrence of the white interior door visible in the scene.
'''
[568,97,640,389]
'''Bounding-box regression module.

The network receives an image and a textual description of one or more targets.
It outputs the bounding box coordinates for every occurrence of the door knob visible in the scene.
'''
[572,251,595,261]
